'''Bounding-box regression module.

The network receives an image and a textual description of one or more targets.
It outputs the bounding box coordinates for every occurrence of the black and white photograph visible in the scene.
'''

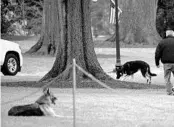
[1,0,174,126]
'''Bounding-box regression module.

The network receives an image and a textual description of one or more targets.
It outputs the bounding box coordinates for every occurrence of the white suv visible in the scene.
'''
[0,39,23,75]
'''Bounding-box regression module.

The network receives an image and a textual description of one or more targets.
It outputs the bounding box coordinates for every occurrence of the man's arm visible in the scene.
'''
[155,43,162,67]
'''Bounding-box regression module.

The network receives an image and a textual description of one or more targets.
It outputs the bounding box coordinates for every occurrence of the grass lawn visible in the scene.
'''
[1,48,166,86]
[1,87,174,127]
[1,36,174,127]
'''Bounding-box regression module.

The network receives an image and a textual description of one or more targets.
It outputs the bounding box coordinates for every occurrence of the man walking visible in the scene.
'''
[155,29,174,96]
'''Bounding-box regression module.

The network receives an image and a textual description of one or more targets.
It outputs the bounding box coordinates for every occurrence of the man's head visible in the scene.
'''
[166,29,174,37]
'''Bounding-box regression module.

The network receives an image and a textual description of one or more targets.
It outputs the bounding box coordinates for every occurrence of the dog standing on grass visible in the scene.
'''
[8,88,59,117]
[113,60,157,84]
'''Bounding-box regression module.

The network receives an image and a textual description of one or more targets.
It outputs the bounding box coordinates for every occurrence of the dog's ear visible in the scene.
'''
[116,66,123,71]
[43,88,50,95]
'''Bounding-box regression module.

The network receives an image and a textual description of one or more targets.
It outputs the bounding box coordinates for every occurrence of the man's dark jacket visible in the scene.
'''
[155,35,174,66]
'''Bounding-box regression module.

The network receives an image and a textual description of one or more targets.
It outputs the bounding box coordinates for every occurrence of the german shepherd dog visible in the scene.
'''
[8,88,59,117]
[113,60,157,84]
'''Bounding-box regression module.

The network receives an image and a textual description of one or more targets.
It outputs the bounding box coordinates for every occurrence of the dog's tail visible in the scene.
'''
[147,66,157,76]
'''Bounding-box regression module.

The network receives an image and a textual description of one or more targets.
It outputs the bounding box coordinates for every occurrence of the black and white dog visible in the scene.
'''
[113,60,157,84]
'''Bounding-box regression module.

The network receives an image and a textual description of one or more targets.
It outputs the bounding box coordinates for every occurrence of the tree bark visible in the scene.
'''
[156,0,174,38]
[40,0,113,84]
[26,0,57,55]
[106,0,161,44]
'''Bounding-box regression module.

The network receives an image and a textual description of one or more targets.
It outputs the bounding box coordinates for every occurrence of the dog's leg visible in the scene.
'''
[147,79,150,84]
[148,76,151,84]
[40,105,62,117]
[146,77,150,84]
[130,75,134,81]
[124,75,134,82]
[120,75,127,81]
[46,107,63,117]
[143,71,150,84]
[145,73,151,84]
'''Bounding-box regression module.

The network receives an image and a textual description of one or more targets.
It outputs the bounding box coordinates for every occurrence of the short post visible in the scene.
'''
[72,59,76,127]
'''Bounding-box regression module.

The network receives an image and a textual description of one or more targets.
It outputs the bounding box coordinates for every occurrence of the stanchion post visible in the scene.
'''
[72,59,76,127]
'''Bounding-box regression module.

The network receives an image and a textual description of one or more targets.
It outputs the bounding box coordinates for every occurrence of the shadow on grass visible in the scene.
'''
[1,80,165,89]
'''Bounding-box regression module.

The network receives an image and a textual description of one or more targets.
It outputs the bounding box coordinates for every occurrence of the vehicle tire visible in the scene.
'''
[1,53,20,76]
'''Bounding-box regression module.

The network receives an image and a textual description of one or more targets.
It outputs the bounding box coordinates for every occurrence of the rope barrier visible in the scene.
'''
[76,64,115,91]
[75,62,173,112]
[1,59,173,114]
[1,88,41,105]
[1,75,58,105]
[1,64,73,105]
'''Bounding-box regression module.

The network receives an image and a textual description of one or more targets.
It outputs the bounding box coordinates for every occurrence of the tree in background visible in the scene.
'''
[23,0,43,35]
[156,0,174,38]
[107,0,174,44]
[39,0,112,84]
[91,0,112,37]
[107,0,161,45]
[26,0,112,55]
[26,0,58,55]
[1,0,17,34]
[1,0,43,35]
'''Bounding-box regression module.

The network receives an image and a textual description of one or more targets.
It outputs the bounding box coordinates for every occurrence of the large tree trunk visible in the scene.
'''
[107,0,161,44]
[156,0,174,38]
[26,0,58,55]
[40,0,113,84]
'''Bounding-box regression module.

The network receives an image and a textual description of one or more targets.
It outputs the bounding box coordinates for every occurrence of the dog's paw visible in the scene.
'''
[147,79,151,84]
